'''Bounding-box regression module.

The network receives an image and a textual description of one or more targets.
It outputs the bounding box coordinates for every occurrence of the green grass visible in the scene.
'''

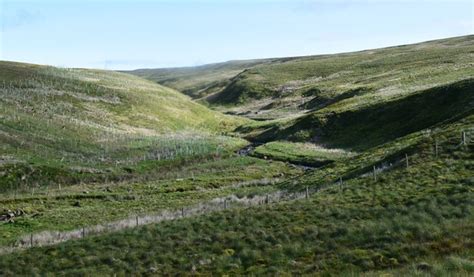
[0,114,471,275]
[0,156,301,247]
[240,78,474,151]
[131,35,473,122]
[252,141,353,166]
[211,36,473,109]
[364,254,474,276]
[1,36,473,275]
[126,59,275,99]
[0,61,252,193]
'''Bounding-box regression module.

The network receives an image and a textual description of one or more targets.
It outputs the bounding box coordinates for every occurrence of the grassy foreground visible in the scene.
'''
[0,105,471,276]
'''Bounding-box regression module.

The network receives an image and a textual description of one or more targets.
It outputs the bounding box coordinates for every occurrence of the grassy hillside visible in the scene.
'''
[1,112,471,276]
[130,35,473,121]
[1,36,472,275]
[127,59,274,99]
[0,60,304,249]
[209,35,474,118]
[241,78,474,150]
[0,61,250,192]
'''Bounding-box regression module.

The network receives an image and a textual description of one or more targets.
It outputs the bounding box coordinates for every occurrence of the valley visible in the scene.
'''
[0,35,473,275]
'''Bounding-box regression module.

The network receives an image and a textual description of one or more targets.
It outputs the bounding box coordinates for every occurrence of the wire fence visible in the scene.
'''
[0,129,471,255]
[0,188,310,255]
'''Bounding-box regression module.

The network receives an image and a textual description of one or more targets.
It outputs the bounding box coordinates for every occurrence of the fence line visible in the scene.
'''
[0,188,312,255]
[0,129,471,255]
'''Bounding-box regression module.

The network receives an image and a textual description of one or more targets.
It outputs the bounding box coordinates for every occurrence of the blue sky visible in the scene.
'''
[1,0,472,70]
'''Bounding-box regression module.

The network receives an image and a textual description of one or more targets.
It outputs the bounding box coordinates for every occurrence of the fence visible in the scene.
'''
[0,129,471,255]
[0,188,312,255]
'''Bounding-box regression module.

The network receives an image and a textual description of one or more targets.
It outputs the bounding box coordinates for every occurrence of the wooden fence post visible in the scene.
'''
[305,187,309,199]
[405,154,409,169]
[30,234,33,247]
[462,131,466,145]
[136,216,139,226]
[224,199,227,209]
[435,139,438,157]
[181,207,185,217]
[373,165,377,181]
[372,182,376,206]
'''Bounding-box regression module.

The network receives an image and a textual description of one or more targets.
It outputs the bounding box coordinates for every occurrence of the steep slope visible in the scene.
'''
[209,35,473,118]
[240,79,474,150]
[0,61,247,192]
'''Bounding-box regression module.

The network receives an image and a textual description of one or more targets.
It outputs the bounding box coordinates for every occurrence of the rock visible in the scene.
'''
[14,209,25,216]
[0,209,22,222]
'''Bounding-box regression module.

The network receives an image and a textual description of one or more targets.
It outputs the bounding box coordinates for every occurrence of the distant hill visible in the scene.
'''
[130,35,474,121]
[126,59,275,99]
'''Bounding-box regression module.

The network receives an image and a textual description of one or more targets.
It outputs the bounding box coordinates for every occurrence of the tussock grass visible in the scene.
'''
[0,103,471,275]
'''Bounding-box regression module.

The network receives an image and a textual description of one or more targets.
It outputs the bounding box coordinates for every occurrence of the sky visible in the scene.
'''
[0,0,472,70]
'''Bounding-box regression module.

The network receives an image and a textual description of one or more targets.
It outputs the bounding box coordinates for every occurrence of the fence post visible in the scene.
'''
[373,165,377,181]
[405,154,409,169]
[181,207,185,217]
[82,227,85,238]
[305,187,309,199]
[265,195,269,204]
[372,182,376,206]
[462,131,466,145]
[30,234,33,247]
[224,199,227,209]
[136,216,139,226]
[339,177,343,188]
[435,139,438,157]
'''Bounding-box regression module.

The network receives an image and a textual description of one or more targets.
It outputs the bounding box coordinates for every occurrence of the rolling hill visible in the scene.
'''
[0,61,249,192]
[130,35,474,121]
[0,35,473,275]
[127,59,275,100]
